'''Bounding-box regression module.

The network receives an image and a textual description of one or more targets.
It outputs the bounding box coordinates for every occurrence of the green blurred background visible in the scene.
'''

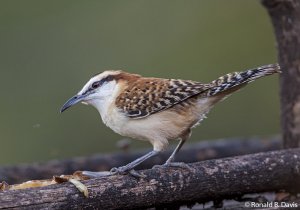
[0,0,280,165]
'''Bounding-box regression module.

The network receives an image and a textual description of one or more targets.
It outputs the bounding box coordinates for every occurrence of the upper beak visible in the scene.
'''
[60,94,85,113]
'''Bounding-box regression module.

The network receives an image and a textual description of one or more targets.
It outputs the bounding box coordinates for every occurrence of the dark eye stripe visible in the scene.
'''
[96,75,114,87]
[83,75,116,95]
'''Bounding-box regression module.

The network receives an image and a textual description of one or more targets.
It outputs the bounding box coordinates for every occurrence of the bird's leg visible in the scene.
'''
[164,138,186,165]
[155,129,192,170]
[153,139,191,170]
[110,150,159,176]
[83,150,159,178]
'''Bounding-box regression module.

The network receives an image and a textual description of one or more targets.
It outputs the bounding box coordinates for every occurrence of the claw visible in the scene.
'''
[82,167,145,179]
[128,169,146,178]
[110,167,146,178]
[152,162,194,171]
[109,167,119,175]
[152,164,163,169]
[109,166,126,175]
[164,162,194,171]
[82,171,111,178]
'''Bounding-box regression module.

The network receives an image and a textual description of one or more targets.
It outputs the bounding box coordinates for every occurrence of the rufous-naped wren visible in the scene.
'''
[61,64,280,177]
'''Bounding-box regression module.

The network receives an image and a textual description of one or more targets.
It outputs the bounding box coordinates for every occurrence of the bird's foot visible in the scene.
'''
[164,162,193,170]
[110,167,146,178]
[152,162,193,171]
[82,168,145,178]
[82,170,111,178]
[152,164,162,169]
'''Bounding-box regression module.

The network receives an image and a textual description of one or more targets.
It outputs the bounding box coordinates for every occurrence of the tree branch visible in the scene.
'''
[262,0,300,148]
[0,136,281,184]
[1,148,300,210]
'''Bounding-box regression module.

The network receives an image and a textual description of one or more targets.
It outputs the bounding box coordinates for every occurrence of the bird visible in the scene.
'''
[60,64,280,178]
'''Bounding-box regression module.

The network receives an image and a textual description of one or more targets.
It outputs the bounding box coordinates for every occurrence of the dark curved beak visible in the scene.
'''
[60,94,85,113]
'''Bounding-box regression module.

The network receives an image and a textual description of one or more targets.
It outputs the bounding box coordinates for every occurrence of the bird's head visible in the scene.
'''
[60,70,136,113]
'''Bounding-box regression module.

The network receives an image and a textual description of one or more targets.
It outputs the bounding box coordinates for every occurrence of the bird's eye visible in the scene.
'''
[91,82,100,89]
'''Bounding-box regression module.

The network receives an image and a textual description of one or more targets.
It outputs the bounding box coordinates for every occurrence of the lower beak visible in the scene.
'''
[60,95,85,113]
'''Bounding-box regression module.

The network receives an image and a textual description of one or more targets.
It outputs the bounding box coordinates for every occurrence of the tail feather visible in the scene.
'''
[207,64,281,96]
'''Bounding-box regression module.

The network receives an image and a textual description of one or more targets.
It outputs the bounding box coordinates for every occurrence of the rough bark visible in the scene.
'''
[262,0,300,148]
[0,136,281,184]
[1,149,300,210]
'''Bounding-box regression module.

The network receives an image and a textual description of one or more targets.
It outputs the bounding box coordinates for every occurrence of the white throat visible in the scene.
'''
[85,80,120,124]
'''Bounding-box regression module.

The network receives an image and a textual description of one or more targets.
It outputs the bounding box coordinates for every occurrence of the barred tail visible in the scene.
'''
[207,64,281,96]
